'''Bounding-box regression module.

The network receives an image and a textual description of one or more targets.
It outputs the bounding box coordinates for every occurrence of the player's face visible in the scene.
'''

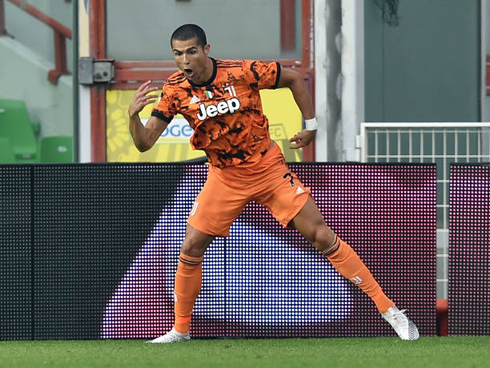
[172,38,212,84]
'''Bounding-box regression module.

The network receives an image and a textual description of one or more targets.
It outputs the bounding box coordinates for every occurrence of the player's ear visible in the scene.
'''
[204,44,210,56]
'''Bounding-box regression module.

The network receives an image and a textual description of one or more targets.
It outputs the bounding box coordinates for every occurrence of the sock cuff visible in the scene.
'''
[321,236,341,256]
[179,253,204,266]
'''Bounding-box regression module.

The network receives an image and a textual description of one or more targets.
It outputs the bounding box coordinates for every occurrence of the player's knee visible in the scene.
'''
[309,225,336,253]
[181,239,206,257]
[180,230,214,257]
[179,224,214,256]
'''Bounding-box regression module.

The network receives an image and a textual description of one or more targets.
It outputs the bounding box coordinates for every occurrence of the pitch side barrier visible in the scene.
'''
[449,164,490,335]
[0,163,436,340]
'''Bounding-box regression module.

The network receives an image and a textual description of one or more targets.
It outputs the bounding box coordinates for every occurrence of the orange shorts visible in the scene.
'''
[187,143,310,237]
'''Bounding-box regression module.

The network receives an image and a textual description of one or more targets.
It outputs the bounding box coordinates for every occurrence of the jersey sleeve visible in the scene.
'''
[243,60,281,91]
[151,83,177,123]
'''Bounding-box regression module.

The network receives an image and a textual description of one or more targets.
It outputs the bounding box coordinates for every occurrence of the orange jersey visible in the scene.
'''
[152,58,281,168]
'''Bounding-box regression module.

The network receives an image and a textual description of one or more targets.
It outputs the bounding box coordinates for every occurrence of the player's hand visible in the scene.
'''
[289,129,316,149]
[128,80,160,118]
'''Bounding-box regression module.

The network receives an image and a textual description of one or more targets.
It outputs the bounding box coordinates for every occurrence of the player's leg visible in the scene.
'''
[289,197,395,310]
[148,225,215,344]
[253,144,419,340]
[149,166,248,344]
[174,225,215,330]
[289,197,420,340]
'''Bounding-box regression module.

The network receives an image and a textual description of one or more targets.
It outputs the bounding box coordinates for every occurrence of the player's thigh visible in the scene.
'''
[254,164,310,228]
[187,170,249,237]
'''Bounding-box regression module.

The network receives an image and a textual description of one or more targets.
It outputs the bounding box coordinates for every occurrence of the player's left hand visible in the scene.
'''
[289,129,316,149]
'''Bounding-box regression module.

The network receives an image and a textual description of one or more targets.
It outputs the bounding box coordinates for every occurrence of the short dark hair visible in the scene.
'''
[171,24,207,48]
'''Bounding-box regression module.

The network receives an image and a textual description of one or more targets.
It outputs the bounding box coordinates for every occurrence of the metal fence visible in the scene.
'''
[358,122,490,298]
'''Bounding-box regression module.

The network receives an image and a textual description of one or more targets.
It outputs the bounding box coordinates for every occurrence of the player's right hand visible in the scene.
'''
[289,129,316,149]
[128,80,160,118]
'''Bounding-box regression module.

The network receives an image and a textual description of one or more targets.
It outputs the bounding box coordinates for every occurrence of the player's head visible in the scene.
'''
[171,24,207,49]
[170,24,212,84]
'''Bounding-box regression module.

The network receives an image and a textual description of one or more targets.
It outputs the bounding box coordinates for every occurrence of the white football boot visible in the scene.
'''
[146,328,190,344]
[382,305,420,340]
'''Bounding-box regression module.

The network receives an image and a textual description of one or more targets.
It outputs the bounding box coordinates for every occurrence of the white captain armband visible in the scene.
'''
[305,117,318,131]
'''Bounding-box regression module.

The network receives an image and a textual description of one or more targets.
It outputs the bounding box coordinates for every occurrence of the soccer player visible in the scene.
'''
[128,24,420,342]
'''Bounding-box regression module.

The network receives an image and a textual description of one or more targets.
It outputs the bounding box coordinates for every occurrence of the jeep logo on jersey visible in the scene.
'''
[196,97,241,121]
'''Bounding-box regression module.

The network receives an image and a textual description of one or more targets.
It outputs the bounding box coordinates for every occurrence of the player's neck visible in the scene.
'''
[193,57,215,85]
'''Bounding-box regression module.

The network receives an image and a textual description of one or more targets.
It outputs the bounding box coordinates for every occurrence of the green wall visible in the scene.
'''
[365,0,480,122]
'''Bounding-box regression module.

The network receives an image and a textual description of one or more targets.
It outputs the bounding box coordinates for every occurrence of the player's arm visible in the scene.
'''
[128,80,169,152]
[276,68,317,149]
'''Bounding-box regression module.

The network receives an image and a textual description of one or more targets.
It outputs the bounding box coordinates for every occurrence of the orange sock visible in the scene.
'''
[173,253,204,334]
[325,237,394,313]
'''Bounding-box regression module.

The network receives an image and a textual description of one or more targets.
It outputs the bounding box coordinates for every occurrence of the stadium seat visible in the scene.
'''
[0,137,16,163]
[38,136,73,163]
[0,99,38,163]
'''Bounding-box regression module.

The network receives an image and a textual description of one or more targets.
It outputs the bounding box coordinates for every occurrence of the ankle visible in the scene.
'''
[372,291,394,314]
[173,325,190,335]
